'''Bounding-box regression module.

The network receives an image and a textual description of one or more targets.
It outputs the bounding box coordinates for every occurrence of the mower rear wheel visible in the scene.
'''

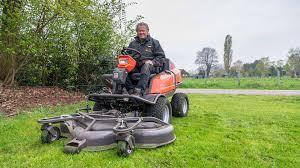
[41,126,60,143]
[145,96,172,123]
[171,93,189,117]
[117,141,134,157]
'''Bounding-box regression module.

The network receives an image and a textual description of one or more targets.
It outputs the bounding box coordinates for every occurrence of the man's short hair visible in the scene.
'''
[136,22,149,31]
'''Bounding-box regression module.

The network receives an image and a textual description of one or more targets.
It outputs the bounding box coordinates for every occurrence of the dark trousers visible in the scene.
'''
[125,63,155,93]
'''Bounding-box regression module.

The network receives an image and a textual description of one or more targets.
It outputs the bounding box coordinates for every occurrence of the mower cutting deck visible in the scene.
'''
[38,109,175,156]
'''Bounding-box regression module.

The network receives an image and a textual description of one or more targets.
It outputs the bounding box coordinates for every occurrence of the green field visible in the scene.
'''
[0,94,299,167]
[181,77,300,90]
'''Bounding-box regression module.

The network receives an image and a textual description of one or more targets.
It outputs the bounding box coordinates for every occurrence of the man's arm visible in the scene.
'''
[153,40,165,59]
[151,40,165,66]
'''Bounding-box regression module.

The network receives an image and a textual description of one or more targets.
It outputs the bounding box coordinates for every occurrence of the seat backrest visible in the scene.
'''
[162,58,170,71]
[154,58,170,73]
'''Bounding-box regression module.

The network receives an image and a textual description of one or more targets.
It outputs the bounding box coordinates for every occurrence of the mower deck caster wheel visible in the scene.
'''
[117,141,134,157]
[41,126,60,143]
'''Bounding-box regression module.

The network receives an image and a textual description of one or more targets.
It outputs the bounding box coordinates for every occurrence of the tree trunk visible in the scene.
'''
[0,0,22,86]
[206,65,211,78]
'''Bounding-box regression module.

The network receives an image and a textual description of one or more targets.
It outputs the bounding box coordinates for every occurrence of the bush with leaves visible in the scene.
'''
[0,0,142,88]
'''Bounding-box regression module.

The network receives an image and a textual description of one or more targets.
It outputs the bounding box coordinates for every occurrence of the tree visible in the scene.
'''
[195,47,218,78]
[223,35,233,75]
[286,48,300,77]
[232,60,243,75]
[255,57,270,77]
[275,60,284,73]
[211,64,225,77]
[284,63,292,76]
[266,60,284,82]
[0,0,23,85]
[242,60,260,77]
[0,0,141,87]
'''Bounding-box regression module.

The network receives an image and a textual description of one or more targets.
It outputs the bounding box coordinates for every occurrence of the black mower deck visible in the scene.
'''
[38,112,175,156]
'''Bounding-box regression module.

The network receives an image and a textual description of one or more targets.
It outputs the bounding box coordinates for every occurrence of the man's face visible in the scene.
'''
[136,25,149,40]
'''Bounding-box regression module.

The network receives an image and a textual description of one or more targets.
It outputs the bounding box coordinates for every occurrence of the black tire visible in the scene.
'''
[144,96,172,123]
[117,141,134,157]
[171,93,189,117]
[41,126,60,143]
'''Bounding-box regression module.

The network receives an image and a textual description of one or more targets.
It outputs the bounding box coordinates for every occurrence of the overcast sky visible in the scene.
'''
[125,0,300,70]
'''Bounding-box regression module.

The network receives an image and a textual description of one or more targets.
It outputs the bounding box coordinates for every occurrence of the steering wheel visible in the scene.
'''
[121,48,142,60]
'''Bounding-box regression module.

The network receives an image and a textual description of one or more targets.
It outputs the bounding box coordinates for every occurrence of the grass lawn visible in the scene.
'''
[0,94,299,168]
[180,77,300,90]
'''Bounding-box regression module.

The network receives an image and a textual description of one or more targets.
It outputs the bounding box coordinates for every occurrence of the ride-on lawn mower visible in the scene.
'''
[37,48,189,156]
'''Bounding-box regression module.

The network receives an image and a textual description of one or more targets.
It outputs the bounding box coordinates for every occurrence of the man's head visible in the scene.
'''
[136,22,149,40]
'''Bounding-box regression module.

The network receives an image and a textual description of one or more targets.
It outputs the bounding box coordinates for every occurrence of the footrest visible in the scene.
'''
[64,138,87,154]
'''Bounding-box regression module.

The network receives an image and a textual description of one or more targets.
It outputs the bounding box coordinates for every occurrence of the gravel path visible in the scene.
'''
[176,89,300,96]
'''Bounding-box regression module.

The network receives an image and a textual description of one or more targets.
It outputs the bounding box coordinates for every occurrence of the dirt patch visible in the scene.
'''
[0,86,85,116]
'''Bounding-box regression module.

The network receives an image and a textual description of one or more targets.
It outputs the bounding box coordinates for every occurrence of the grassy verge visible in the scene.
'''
[180,77,300,90]
[0,95,299,167]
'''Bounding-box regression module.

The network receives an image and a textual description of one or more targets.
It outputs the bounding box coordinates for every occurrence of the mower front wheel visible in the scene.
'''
[145,96,172,123]
[117,141,134,157]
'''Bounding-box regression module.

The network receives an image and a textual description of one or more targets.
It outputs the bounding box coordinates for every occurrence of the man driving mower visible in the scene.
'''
[37,23,190,157]
[125,22,166,96]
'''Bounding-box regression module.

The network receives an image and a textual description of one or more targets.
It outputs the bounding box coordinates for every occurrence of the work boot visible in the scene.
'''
[122,87,129,95]
[127,89,134,95]
[132,88,143,97]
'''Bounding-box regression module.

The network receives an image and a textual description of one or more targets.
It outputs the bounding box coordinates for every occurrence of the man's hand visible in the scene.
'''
[144,60,153,65]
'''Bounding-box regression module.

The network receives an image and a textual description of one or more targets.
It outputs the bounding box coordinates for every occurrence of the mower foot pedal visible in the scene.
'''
[64,138,86,154]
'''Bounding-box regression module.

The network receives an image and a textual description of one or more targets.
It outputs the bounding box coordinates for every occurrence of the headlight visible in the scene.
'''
[119,59,128,65]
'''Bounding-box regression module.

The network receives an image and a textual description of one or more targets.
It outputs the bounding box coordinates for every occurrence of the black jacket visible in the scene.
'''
[128,36,165,65]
